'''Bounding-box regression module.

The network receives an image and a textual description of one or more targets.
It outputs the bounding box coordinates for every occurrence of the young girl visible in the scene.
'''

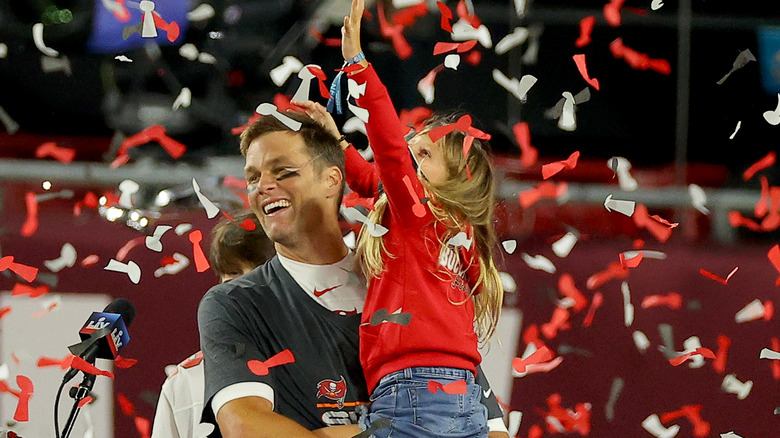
[297,1,503,436]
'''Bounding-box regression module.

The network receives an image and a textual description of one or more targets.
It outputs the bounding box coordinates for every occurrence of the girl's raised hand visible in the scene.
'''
[342,0,365,62]
[291,99,349,149]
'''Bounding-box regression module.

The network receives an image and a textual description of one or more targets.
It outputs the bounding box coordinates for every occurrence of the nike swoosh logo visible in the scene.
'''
[483,388,492,398]
[313,284,342,297]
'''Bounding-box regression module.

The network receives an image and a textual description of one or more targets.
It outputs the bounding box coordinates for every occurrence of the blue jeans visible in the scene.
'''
[360,367,488,438]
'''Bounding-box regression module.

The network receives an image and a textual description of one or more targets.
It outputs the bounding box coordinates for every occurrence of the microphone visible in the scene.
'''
[63,298,135,383]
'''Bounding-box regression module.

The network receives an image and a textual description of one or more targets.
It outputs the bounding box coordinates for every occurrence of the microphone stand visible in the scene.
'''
[60,369,97,438]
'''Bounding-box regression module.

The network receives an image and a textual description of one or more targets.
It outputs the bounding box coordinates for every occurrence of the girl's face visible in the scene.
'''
[408,133,448,184]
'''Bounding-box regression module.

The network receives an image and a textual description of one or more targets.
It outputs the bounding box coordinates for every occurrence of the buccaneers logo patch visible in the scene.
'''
[317,376,347,408]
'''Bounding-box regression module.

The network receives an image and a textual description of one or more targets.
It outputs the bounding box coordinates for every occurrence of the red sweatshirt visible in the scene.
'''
[345,64,481,394]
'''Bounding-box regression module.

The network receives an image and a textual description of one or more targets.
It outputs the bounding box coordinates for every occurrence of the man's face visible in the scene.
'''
[244,131,336,254]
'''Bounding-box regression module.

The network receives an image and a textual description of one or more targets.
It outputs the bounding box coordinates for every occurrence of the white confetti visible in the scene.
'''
[0,42,7,59]
[735,299,768,323]
[44,243,77,273]
[501,239,517,254]
[104,259,141,284]
[729,121,742,139]
[188,3,216,22]
[507,411,523,437]
[0,363,9,380]
[759,347,780,360]
[145,225,173,252]
[341,206,388,237]
[492,69,537,102]
[688,184,710,215]
[118,179,139,209]
[721,374,753,400]
[447,231,473,249]
[140,0,158,38]
[682,336,705,368]
[642,414,679,438]
[499,271,517,293]
[651,0,664,10]
[270,55,304,87]
[521,253,556,274]
[559,91,576,131]
[495,27,529,55]
[41,55,72,75]
[175,223,193,235]
[33,22,59,57]
[179,43,199,61]
[192,178,220,219]
[451,19,492,48]
[114,55,133,62]
[255,102,302,131]
[621,281,634,327]
[343,230,357,250]
[551,231,578,258]
[292,65,318,102]
[443,54,460,70]
[604,194,636,217]
[720,433,743,438]
[0,105,19,134]
[622,250,667,260]
[608,157,638,191]
[197,52,217,64]
[154,252,190,278]
[347,79,370,123]
[763,93,780,125]
[173,87,192,110]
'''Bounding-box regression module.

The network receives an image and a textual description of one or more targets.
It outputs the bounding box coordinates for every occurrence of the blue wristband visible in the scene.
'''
[346,51,365,66]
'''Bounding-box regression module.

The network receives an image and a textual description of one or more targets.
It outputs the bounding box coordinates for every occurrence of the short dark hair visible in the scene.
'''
[239,111,345,180]
[208,209,274,279]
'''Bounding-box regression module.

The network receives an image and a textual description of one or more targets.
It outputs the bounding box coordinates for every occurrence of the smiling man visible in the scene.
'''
[197,112,508,437]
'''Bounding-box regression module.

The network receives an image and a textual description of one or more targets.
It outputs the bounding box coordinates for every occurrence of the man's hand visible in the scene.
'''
[489,431,510,438]
[341,0,365,62]
[217,396,320,437]
[312,424,362,438]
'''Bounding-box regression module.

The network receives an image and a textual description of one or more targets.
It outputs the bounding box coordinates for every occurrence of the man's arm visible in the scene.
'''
[217,396,320,438]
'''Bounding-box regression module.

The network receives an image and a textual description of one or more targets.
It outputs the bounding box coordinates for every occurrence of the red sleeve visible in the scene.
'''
[344,144,380,198]
[348,64,431,227]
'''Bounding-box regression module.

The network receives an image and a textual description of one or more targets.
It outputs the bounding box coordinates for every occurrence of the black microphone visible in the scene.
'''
[63,298,136,383]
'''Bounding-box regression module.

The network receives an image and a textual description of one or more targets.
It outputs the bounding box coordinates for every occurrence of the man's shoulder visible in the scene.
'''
[201,259,280,302]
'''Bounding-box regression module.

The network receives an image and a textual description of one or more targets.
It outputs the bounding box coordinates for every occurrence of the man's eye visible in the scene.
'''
[276,170,300,181]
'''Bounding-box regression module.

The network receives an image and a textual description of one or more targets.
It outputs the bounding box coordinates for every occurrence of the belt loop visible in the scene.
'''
[404,368,413,379]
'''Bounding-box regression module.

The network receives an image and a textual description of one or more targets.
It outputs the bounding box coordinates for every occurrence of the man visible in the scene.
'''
[197,112,509,437]
[152,210,274,438]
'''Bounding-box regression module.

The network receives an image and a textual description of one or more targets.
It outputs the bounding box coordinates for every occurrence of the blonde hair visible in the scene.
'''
[355,114,504,343]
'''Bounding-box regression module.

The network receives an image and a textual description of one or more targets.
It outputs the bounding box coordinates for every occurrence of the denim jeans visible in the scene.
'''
[359,367,488,438]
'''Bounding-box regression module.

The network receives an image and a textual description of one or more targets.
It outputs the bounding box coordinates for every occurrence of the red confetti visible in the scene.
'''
[392,1,429,26]
[0,306,11,321]
[542,151,580,180]
[377,2,413,60]
[399,107,434,134]
[455,0,481,29]
[609,38,671,75]
[541,306,571,339]
[699,267,738,285]
[669,347,715,366]
[528,424,543,438]
[239,218,256,231]
[135,416,151,438]
[341,192,376,211]
[770,337,780,380]
[660,405,710,438]
[306,65,332,99]
[309,27,341,47]
[572,54,600,90]
[231,112,261,136]
[768,245,780,286]
[518,181,568,208]
[13,375,33,422]
[247,349,295,376]
[586,261,629,290]
[641,292,682,310]
[12,283,49,298]
[603,0,626,27]
[433,40,478,56]
[426,379,467,394]
[35,141,76,164]
[633,239,645,249]
[31,302,59,318]
[743,151,776,181]
[117,393,136,416]
[755,176,770,218]
[619,251,644,269]
[402,175,427,218]
[77,396,94,408]
[113,125,186,168]
[729,210,761,231]
[512,121,538,167]
[522,324,544,349]
[0,256,39,283]
[582,292,603,327]
[512,345,555,374]
[437,1,454,33]
[540,393,591,436]
[81,254,100,267]
[115,355,139,369]
[0,380,21,397]
[151,13,180,42]
[188,230,211,273]
[71,356,115,378]
[428,114,490,143]
[712,334,731,374]
[558,273,588,312]
[73,191,99,216]
[633,204,673,243]
[575,16,596,47]
[115,236,145,262]
[21,192,39,237]
[36,354,75,369]
[464,50,482,66]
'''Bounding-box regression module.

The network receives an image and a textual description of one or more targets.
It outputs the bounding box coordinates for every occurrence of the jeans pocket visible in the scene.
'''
[409,385,463,434]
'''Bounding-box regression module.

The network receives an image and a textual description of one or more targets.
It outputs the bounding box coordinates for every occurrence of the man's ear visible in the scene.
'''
[323,166,343,197]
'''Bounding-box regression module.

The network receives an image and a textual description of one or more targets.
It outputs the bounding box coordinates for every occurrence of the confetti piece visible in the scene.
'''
[78,396,94,408]
[721,432,743,438]
[501,240,517,254]
[191,178,220,219]
[551,231,578,258]
[341,206,389,237]
[619,251,644,269]
[521,253,556,274]
[81,254,100,266]
[417,64,444,104]
[70,356,115,378]
[742,151,776,181]
[603,0,625,27]
[669,347,715,366]
[586,261,629,289]
[542,151,580,180]
[735,299,773,323]
[633,204,673,243]
[728,211,761,231]
[32,23,58,57]
[642,414,679,438]
[269,56,303,86]
[572,54,600,90]
[507,410,523,436]
[512,345,555,374]
[292,65,323,102]
[651,0,664,10]
[451,19,492,49]
[682,336,706,369]
[188,230,210,273]
[114,355,139,369]
[610,38,671,75]
[603,194,635,216]
[729,121,742,139]
[558,274,587,312]
[0,42,7,58]
[443,54,460,70]
[604,377,624,421]
[499,271,517,293]
[346,79,370,123]
[621,282,634,327]
[118,393,136,416]
[717,49,757,85]
[699,267,738,285]
[575,16,595,47]
[254,102,302,131]
[660,405,709,438]
[721,374,752,399]
[641,292,682,310]
[609,157,638,191]
[187,2,215,21]
[114,125,186,167]
[104,259,141,284]
[436,1,454,32]
[0,256,39,283]
[511,121,538,167]
[44,243,77,272]
[247,349,295,376]
[135,415,152,438]
[145,225,172,252]
[0,307,11,321]
[377,1,413,59]
[370,308,412,326]
[447,231,473,249]
[351,418,391,438]
[528,424,544,438]
[712,335,731,374]
[175,223,192,235]
[21,192,39,237]
[540,393,591,435]
[0,104,20,134]
[582,292,603,327]
[12,283,49,298]
[559,91,577,131]
[116,236,144,262]
[172,87,191,110]
[493,69,537,102]
[35,142,76,164]
[541,306,571,339]
[401,175,427,218]
[434,40,478,56]
[518,181,568,208]
[13,375,33,422]
[632,330,650,353]
[688,184,709,214]
[426,379,467,394]
[495,27,529,55]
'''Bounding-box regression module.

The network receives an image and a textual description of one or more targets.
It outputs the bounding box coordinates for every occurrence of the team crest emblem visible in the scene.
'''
[317,376,347,408]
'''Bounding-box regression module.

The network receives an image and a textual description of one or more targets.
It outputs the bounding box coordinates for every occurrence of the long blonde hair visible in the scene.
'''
[355,113,504,343]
